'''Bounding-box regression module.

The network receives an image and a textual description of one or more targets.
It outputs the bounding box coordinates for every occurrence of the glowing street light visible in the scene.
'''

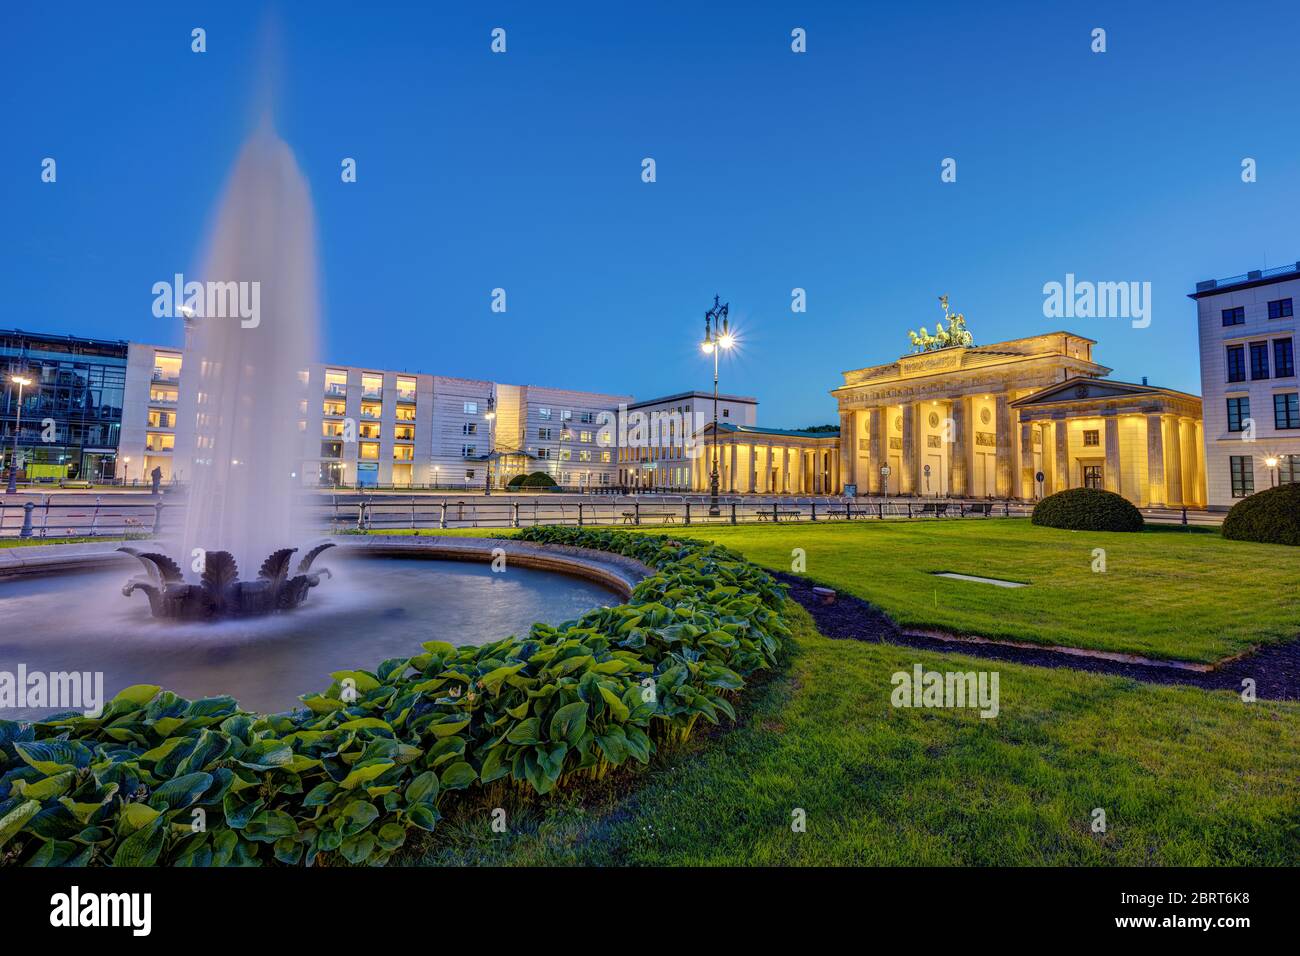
[701,295,735,516]
[5,375,33,495]
[1264,455,1280,487]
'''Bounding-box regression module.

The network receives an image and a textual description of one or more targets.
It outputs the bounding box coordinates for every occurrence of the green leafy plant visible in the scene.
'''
[0,529,788,866]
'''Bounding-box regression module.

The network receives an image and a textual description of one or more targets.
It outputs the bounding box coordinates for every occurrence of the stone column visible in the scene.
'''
[900,402,917,495]
[1180,419,1195,505]
[1145,414,1165,507]
[1164,414,1183,506]
[1054,416,1069,491]
[867,407,883,494]
[1020,419,1036,499]
[1103,414,1121,494]
[995,393,1013,497]
[728,443,738,493]
[839,411,854,492]
[950,397,968,496]
[1194,421,1206,506]
[781,447,790,493]
[749,444,758,494]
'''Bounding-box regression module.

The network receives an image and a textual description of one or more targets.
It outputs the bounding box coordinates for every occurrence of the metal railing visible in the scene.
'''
[327,494,1035,533]
[0,495,179,539]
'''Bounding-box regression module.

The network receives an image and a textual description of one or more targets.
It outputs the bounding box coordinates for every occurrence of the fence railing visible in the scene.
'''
[330,495,1032,533]
[0,496,179,539]
[0,491,1211,539]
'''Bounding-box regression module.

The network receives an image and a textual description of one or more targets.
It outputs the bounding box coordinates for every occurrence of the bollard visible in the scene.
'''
[1181,506,1188,528]
[439,501,447,529]
[356,501,367,531]
[811,502,817,521]
[578,502,584,527]
[684,502,691,526]
[878,501,884,520]
[773,501,779,523]
[154,499,164,535]
[730,501,737,525]
[20,501,34,539]
[906,503,912,519]
[512,501,520,528]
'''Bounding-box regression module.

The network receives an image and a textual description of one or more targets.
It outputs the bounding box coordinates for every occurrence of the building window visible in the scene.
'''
[394,425,414,441]
[1274,392,1300,430]
[462,422,477,435]
[600,450,611,463]
[537,448,550,459]
[323,399,346,416]
[560,409,572,421]
[393,445,414,461]
[1222,306,1245,326]
[1268,298,1293,319]
[1082,464,1103,489]
[1250,342,1270,380]
[324,369,347,397]
[1226,396,1250,432]
[396,377,417,402]
[538,407,551,420]
[578,450,592,462]
[1082,429,1100,447]
[361,373,383,399]
[463,401,477,415]
[723,408,730,418]
[538,427,552,440]
[461,444,476,458]
[1229,456,1254,498]
[358,442,379,460]
[395,405,415,422]
[1226,345,1246,383]
[1274,338,1295,378]
[579,430,592,443]
[466,469,476,480]
[579,411,594,424]
[1280,456,1300,485]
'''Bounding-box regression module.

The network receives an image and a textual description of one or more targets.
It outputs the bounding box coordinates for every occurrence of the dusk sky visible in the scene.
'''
[5,0,1299,426]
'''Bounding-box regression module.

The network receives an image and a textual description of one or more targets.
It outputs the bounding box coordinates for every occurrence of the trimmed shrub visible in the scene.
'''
[520,471,557,488]
[1221,483,1300,546]
[1031,487,1144,532]
[0,530,787,867]
[505,474,526,489]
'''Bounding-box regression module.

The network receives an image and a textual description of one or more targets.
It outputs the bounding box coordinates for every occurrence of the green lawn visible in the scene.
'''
[0,535,132,549]
[406,603,1300,866]
[621,519,1300,664]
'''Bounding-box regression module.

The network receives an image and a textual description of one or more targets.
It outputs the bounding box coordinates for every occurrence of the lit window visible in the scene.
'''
[359,442,379,460]
[1082,430,1099,447]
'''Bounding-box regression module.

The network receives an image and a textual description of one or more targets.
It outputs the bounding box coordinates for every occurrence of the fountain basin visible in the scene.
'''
[0,537,650,718]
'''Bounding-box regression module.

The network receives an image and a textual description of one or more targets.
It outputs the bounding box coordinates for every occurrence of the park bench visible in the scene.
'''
[918,502,949,517]
[962,502,994,516]
[621,510,676,524]
[757,509,802,521]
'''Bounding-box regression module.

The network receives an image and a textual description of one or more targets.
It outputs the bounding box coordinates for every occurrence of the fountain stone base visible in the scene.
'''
[120,543,334,621]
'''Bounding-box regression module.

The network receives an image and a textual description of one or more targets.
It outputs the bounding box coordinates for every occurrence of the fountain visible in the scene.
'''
[121,118,330,619]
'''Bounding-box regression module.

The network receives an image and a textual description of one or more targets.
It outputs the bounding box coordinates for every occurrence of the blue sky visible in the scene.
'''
[4,0,1299,426]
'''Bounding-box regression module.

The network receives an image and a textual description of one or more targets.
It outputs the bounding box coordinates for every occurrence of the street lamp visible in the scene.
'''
[484,394,496,495]
[1264,456,1279,488]
[701,295,734,516]
[5,375,32,495]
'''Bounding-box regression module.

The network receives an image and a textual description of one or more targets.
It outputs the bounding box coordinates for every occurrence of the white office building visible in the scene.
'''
[1192,262,1300,509]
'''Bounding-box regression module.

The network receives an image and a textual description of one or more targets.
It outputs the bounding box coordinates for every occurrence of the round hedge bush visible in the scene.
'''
[506,474,526,489]
[1030,487,1144,532]
[1221,483,1300,545]
[520,470,557,489]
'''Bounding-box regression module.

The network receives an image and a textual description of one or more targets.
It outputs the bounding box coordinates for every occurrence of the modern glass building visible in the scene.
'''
[0,329,129,483]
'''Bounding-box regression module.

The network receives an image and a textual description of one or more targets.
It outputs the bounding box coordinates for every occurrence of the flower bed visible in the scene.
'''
[0,529,788,866]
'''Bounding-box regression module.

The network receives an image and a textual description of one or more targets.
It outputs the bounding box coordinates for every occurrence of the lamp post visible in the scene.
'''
[6,375,32,495]
[484,395,496,495]
[123,457,131,487]
[1265,456,1279,488]
[701,295,734,516]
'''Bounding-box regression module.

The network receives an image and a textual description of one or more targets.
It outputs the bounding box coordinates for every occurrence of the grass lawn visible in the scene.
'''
[0,535,131,549]
[617,519,1300,664]
[406,603,1300,866]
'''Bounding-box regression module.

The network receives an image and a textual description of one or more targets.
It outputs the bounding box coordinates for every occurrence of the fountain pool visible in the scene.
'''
[0,556,620,719]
